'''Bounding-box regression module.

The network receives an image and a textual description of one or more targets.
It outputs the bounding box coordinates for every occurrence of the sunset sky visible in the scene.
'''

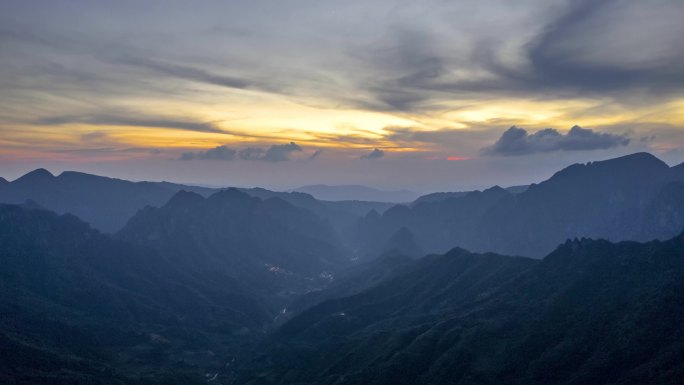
[1,0,683,192]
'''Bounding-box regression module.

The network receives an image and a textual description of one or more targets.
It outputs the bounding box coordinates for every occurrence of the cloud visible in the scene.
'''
[308,149,323,160]
[361,148,384,160]
[482,125,630,156]
[2,0,684,171]
[239,143,301,162]
[262,142,302,162]
[114,55,260,91]
[37,114,226,134]
[526,0,684,92]
[182,142,305,162]
[239,147,265,161]
[80,131,108,142]
[181,145,236,161]
[237,142,302,162]
[348,1,684,113]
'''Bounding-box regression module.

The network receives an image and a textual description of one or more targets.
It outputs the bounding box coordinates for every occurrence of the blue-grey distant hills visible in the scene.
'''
[0,170,392,233]
[411,184,528,205]
[294,184,420,203]
[352,152,684,259]
[2,152,684,384]
[119,188,351,295]
[2,152,682,260]
[0,169,217,232]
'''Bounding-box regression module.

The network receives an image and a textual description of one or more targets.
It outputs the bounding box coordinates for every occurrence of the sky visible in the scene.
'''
[1,0,683,192]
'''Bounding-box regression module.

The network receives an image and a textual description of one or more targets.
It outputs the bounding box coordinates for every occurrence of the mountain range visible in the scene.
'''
[294,185,419,203]
[0,170,392,233]
[1,152,683,384]
[351,152,684,258]
[119,188,350,302]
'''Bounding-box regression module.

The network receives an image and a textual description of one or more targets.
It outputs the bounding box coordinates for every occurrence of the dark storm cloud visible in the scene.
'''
[361,148,384,160]
[181,145,237,161]
[483,125,630,156]
[37,114,226,134]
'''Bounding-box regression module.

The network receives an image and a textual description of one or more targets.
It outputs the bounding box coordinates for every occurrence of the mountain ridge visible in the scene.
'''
[234,231,684,385]
[0,169,392,234]
[294,184,419,203]
[352,152,684,259]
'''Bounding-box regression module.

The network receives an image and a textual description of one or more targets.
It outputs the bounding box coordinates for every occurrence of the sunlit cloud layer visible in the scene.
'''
[0,0,683,189]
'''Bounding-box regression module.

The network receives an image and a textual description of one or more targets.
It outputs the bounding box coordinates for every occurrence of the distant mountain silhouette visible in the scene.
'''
[294,184,419,203]
[352,152,684,258]
[0,169,217,232]
[412,185,528,205]
[0,169,390,233]
[241,186,393,230]
[234,232,684,385]
[352,185,509,258]
[380,227,424,258]
[118,189,351,301]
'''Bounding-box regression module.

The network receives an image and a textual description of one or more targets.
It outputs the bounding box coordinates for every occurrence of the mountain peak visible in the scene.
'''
[166,190,205,207]
[364,209,381,220]
[57,170,118,183]
[14,168,55,183]
[482,185,509,196]
[0,177,7,185]
[598,152,667,168]
[587,152,670,178]
[381,227,424,258]
[548,152,668,184]
[207,188,256,205]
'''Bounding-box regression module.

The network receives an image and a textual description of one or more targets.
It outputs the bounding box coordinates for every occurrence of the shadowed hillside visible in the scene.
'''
[0,204,270,384]
[234,232,684,385]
